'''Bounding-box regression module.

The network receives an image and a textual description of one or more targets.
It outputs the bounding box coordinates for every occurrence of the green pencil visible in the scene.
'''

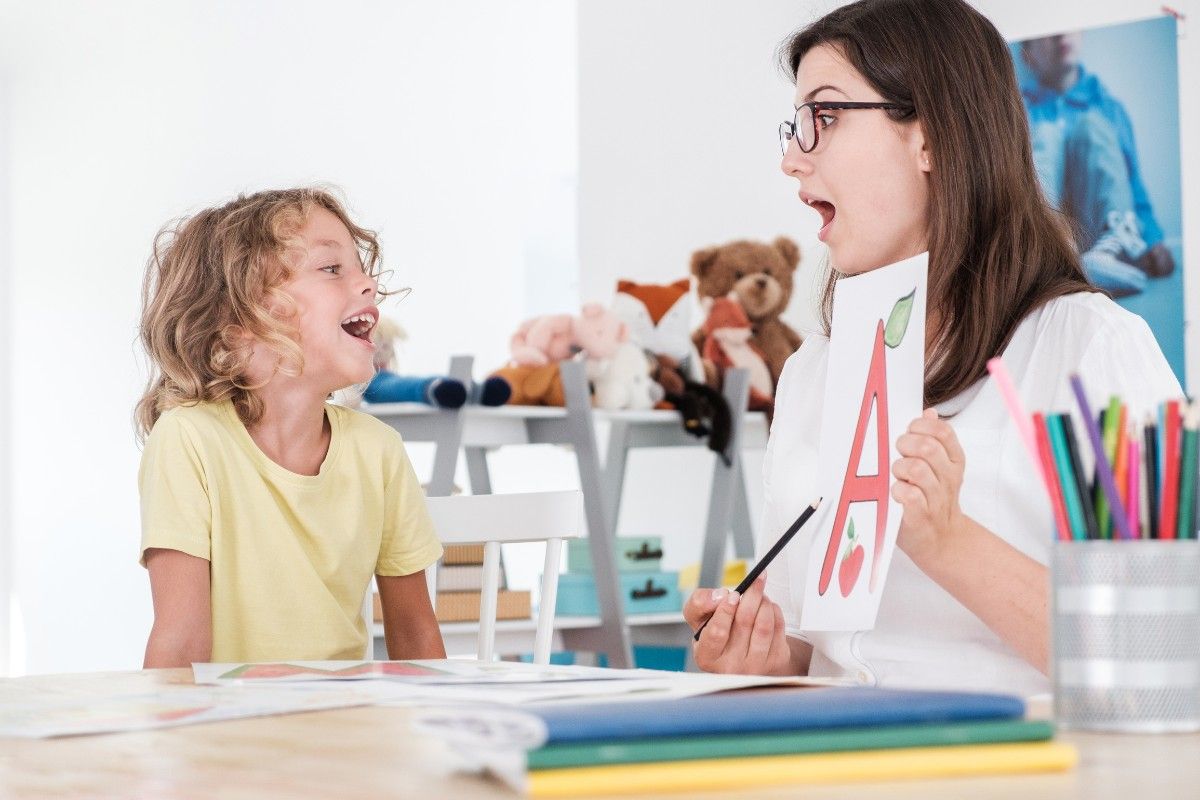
[1047,414,1087,541]
[1096,396,1121,539]
[1177,401,1199,540]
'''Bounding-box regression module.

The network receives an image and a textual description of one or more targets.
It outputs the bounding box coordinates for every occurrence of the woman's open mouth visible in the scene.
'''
[801,192,837,242]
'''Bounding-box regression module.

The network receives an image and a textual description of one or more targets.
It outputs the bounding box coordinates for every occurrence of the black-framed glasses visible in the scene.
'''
[779,101,914,155]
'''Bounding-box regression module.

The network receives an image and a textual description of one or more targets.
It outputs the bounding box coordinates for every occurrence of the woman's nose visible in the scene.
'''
[780,137,813,178]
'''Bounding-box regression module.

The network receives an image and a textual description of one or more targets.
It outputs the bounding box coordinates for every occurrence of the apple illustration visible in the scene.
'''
[838,518,865,597]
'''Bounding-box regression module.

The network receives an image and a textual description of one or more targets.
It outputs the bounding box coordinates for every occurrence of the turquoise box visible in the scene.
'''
[566,536,663,573]
[555,570,681,616]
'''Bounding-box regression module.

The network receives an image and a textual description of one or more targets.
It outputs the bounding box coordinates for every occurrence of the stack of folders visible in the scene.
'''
[523,686,1075,797]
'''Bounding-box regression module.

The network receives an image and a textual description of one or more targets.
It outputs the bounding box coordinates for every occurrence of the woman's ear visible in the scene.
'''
[912,121,931,173]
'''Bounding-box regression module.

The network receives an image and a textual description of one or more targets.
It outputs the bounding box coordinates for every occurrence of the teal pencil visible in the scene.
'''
[1047,414,1087,541]
[1178,401,1199,540]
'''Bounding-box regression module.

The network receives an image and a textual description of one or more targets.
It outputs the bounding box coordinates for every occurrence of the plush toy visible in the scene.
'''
[611,279,705,384]
[509,313,575,366]
[349,318,511,408]
[592,342,664,411]
[651,354,733,464]
[690,236,803,385]
[699,294,774,413]
[489,363,566,406]
[573,302,629,380]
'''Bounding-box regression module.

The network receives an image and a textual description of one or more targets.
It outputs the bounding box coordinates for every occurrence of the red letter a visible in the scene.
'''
[817,320,890,597]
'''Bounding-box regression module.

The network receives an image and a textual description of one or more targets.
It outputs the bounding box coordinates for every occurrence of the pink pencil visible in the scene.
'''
[987,357,1047,487]
[1127,434,1141,539]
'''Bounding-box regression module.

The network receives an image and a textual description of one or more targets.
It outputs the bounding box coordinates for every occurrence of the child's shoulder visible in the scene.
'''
[147,401,230,441]
[327,403,406,450]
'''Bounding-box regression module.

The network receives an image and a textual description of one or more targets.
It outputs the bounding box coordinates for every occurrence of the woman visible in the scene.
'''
[683,0,1179,694]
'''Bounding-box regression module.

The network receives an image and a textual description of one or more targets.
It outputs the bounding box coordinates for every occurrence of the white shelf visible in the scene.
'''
[371,611,686,639]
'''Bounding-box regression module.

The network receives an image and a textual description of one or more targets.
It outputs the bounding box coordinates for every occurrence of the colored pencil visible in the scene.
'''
[1067,375,1134,540]
[1058,415,1099,540]
[1177,401,1199,540]
[1144,417,1159,539]
[1162,400,1181,540]
[1111,407,1129,539]
[1096,397,1121,538]
[1046,415,1086,541]
[1033,413,1072,542]
[986,357,1047,487]
[1127,435,1140,540]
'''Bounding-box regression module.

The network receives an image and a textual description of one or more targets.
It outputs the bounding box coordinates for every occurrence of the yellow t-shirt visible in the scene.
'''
[138,400,443,662]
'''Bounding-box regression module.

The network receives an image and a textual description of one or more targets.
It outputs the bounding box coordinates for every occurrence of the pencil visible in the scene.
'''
[1177,401,1199,540]
[1162,400,1181,540]
[1033,413,1072,542]
[1144,416,1159,539]
[986,357,1046,486]
[1058,414,1099,540]
[693,499,821,641]
[1046,415,1086,541]
[1127,435,1140,540]
[1111,406,1129,539]
[1096,396,1121,538]
[1067,375,1134,540]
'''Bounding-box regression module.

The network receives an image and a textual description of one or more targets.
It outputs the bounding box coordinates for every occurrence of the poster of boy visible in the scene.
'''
[1011,16,1185,383]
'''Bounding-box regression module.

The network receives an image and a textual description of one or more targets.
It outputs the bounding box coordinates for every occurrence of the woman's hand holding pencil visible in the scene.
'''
[683,578,795,676]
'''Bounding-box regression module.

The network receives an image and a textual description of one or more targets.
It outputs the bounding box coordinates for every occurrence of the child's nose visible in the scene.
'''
[360,272,378,297]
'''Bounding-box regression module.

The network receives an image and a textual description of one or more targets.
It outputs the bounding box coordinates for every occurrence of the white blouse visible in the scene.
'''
[763,292,1181,696]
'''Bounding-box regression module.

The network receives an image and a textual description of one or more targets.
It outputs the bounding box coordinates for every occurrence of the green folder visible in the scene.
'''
[528,719,1055,770]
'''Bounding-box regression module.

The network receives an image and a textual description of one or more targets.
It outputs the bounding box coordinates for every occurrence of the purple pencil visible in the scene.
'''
[1069,374,1135,540]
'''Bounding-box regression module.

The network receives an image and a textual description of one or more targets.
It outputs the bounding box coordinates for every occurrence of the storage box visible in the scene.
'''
[436,589,532,623]
[436,564,490,592]
[567,536,663,573]
[555,570,682,616]
[442,544,486,565]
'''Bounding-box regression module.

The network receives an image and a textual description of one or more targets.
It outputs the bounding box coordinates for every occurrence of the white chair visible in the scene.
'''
[364,490,584,664]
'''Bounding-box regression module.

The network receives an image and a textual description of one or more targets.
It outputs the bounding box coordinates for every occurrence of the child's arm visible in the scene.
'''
[143,548,212,668]
[377,571,446,659]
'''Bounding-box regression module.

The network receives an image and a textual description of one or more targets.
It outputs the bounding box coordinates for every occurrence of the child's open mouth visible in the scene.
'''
[340,311,378,345]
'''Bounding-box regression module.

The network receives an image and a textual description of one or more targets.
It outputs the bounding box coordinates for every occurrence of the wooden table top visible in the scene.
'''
[0,669,1196,800]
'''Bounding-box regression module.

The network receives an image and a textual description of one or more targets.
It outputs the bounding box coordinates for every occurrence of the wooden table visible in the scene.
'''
[2,669,1197,799]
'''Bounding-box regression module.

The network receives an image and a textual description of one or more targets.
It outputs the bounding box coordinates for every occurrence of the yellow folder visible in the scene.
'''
[528,741,1077,797]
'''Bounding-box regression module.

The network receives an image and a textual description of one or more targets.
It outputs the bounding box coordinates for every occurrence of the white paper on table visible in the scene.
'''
[801,252,927,631]
[192,658,630,686]
[0,683,387,739]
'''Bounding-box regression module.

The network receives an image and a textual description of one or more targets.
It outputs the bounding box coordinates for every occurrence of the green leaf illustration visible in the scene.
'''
[841,517,856,560]
[884,288,916,349]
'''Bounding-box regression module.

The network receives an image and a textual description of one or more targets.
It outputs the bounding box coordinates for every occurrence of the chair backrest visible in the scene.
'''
[372,490,584,664]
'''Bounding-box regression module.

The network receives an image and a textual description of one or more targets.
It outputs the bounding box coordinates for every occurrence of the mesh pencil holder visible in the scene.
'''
[1053,540,1200,733]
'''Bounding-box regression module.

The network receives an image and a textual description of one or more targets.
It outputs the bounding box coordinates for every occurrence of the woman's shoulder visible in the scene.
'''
[1031,291,1149,341]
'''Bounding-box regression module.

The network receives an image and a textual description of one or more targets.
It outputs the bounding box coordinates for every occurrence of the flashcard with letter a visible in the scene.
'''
[801,252,926,631]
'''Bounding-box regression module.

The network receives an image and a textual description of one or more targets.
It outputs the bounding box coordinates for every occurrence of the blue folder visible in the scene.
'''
[529,686,1025,744]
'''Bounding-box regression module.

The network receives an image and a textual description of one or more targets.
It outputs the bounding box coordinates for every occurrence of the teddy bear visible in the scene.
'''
[699,294,774,414]
[690,236,803,385]
[334,317,511,409]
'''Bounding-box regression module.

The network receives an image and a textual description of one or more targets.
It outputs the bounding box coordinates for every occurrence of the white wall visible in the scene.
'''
[0,0,577,675]
[576,0,1200,568]
[0,76,11,674]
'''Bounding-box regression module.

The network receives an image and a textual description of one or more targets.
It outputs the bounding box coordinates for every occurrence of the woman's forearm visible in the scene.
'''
[907,515,1049,674]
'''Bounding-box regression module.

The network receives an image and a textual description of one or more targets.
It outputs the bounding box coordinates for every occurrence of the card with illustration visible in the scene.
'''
[801,252,927,631]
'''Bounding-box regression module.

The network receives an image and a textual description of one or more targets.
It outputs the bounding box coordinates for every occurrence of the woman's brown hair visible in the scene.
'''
[135,187,388,439]
[781,0,1096,407]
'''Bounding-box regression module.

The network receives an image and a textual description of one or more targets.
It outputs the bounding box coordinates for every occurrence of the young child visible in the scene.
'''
[136,188,446,667]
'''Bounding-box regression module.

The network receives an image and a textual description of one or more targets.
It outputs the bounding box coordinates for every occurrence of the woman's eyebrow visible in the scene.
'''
[803,83,851,101]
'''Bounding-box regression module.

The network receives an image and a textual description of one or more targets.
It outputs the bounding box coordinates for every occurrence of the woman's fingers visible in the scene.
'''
[683,587,724,629]
[745,593,779,671]
[693,590,739,668]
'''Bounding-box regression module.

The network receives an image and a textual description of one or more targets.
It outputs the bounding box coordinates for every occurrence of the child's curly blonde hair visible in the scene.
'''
[135,187,388,439]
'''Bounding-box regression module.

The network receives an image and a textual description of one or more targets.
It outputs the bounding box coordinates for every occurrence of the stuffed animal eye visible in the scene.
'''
[735,271,744,279]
